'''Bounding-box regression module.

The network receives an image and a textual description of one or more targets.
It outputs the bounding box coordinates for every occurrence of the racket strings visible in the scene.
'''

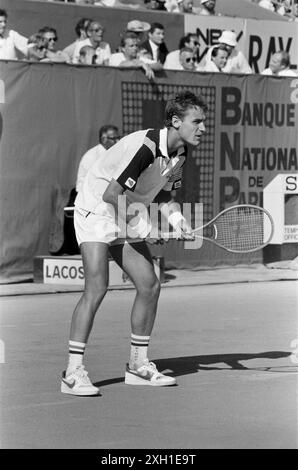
[209,208,267,251]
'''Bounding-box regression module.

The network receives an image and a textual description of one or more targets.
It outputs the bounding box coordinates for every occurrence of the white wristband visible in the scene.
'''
[168,211,186,229]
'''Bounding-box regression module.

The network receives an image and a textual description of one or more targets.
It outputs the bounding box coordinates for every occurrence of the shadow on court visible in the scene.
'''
[94,350,292,387]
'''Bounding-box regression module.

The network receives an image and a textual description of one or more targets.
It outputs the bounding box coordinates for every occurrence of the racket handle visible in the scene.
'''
[159,232,195,241]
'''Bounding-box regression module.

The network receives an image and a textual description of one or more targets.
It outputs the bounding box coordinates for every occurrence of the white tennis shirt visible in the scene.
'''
[75,128,186,214]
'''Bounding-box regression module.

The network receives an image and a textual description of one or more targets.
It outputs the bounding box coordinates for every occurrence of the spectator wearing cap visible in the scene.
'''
[204,30,252,74]
[139,22,169,65]
[39,26,70,63]
[164,33,200,70]
[202,44,229,72]
[125,20,150,46]
[72,21,111,65]
[63,18,92,63]
[0,8,28,60]
[261,51,297,76]
[109,32,155,79]
[199,0,217,15]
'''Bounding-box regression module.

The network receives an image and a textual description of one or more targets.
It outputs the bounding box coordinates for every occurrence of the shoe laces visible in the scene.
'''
[74,365,91,384]
[140,360,159,374]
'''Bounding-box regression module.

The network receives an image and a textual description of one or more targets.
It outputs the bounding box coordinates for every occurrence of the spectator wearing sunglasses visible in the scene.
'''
[76,125,120,193]
[0,8,28,60]
[39,26,70,63]
[73,21,111,65]
[164,33,200,70]
[26,33,48,62]
[178,47,200,71]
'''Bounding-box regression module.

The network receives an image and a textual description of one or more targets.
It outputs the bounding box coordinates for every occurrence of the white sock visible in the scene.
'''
[67,340,86,374]
[129,334,150,369]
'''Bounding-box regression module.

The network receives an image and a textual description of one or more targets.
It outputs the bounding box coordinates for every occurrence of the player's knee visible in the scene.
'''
[85,277,108,303]
[138,277,160,299]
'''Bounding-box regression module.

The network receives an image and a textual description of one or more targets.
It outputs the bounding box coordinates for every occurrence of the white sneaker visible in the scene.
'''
[61,365,100,396]
[125,359,176,387]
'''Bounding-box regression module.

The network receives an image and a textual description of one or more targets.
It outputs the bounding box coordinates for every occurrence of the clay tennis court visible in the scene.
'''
[0,273,297,449]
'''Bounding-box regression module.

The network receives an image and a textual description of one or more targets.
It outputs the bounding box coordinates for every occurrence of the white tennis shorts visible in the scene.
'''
[74,207,145,246]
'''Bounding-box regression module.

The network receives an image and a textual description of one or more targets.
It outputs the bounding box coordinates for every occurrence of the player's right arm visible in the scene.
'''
[102,179,126,220]
[102,139,155,236]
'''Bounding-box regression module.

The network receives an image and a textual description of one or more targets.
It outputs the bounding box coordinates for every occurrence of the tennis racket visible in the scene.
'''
[159,204,274,253]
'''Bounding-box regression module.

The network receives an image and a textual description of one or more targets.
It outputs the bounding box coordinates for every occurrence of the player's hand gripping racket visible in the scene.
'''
[160,204,274,253]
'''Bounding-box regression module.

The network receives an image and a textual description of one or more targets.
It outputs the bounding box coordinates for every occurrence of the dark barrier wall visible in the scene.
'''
[0,61,297,282]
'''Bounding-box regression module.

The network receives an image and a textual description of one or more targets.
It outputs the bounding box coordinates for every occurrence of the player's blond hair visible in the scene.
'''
[164,91,207,128]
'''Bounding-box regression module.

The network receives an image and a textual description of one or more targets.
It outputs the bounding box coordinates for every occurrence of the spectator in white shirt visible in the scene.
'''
[109,32,155,79]
[204,30,252,74]
[73,21,111,65]
[164,33,200,70]
[39,26,70,63]
[26,33,48,62]
[262,51,297,76]
[63,18,92,63]
[177,47,200,71]
[0,9,28,60]
[202,44,229,72]
[76,125,120,193]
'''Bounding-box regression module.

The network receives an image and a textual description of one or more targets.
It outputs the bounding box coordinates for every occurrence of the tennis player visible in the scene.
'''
[61,91,207,395]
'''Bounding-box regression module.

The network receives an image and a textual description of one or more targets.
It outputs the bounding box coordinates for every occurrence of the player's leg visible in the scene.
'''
[109,241,176,386]
[61,242,109,396]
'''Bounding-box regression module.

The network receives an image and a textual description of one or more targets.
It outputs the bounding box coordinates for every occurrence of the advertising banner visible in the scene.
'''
[214,75,298,212]
[184,14,298,73]
[245,19,298,74]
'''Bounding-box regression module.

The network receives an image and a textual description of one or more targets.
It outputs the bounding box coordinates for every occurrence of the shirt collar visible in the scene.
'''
[159,128,169,158]
[149,39,158,52]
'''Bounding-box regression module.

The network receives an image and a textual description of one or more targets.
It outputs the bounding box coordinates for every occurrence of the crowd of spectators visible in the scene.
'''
[45,0,298,19]
[0,5,297,76]
[254,0,298,19]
